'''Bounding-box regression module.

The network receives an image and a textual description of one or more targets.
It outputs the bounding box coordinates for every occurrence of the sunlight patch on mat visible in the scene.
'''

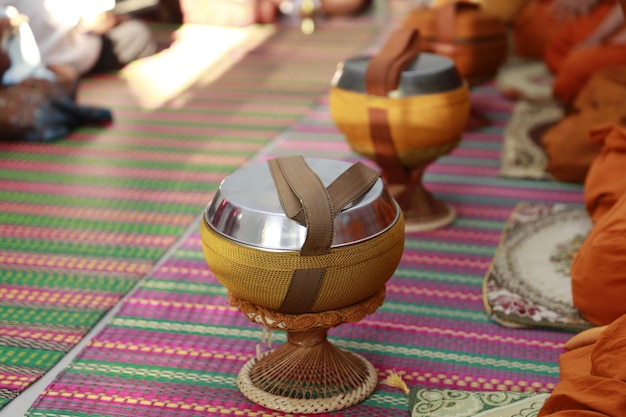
[120,23,276,109]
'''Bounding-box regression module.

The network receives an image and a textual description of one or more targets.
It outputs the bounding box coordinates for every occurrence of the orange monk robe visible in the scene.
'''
[541,66,626,183]
[584,124,626,223]
[543,1,619,73]
[552,43,626,104]
[477,0,527,22]
[541,110,604,184]
[511,0,565,60]
[571,190,626,326]
[545,1,626,104]
[538,314,626,416]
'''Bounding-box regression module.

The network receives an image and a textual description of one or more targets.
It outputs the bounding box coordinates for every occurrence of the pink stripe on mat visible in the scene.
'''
[432,183,583,203]
[0,286,120,309]
[18,133,268,151]
[0,328,83,347]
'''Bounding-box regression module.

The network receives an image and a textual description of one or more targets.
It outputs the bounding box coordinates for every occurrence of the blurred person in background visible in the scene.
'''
[1,0,156,76]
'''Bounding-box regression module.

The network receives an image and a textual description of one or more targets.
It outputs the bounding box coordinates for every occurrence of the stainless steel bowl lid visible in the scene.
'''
[331,52,463,96]
[204,158,400,251]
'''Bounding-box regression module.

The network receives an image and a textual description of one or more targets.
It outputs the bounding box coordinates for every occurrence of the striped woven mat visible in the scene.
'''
[23,75,585,416]
[0,19,381,410]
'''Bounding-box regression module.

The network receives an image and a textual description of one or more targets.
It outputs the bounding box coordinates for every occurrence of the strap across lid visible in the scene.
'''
[268,155,380,314]
[364,28,421,184]
[435,1,480,43]
[365,27,421,96]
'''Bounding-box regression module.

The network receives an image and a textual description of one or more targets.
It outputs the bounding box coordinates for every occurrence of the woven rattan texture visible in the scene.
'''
[229,288,386,331]
[201,213,404,313]
[238,349,378,413]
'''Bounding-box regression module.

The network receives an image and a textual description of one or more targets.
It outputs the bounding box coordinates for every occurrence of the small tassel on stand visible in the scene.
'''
[382,370,410,396]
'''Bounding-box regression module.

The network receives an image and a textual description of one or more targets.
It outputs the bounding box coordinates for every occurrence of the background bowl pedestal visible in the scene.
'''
[330,28,470,232]
[386,164,456,233]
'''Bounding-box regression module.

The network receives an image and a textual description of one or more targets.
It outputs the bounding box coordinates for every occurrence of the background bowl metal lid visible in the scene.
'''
[204,158,400,251]
[331,52,463,96]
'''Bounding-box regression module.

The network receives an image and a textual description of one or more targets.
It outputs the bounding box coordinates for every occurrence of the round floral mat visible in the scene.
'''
[483,202,594,332]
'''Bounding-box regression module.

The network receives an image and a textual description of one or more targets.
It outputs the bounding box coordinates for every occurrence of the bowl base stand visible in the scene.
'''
[229,289,386,413]
[388,172,457,233]
[237,327,378,414]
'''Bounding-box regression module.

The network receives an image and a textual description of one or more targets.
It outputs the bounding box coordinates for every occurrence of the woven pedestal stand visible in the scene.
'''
[361,28,464,234]
[386,164,456,233]
[230,288,385,414]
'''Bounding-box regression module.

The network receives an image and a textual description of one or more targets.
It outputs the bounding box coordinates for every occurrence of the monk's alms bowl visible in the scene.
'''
[329,52,471,168]
[201,157,405,314]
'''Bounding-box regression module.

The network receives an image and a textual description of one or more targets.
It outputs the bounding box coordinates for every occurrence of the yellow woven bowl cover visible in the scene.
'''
[329,84,470,167]
[201,212,405,313]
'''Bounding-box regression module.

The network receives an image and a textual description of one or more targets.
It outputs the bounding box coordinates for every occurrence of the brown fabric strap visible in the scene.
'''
[278,268,326,314]
[269,156,333,314]
[435,1,479,44]
[365,27,421,96]
[325,161,380,216]
[364,27,421,185]
[268,156,380,314]
[286,161,381,224]
[268,157,305,220]
[367,107,408,184]
[269,155,334,257]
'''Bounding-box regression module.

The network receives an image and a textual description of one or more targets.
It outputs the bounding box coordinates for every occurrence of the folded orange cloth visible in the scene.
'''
[538,314,626,416]
[541,111,604,184]
[542,0,626,105]
[552,43,626,105]
[512,0,563,60]
[584,124,626,223]
[543,0,618,74]
[542,66,626,183]
[571,190,626,326]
